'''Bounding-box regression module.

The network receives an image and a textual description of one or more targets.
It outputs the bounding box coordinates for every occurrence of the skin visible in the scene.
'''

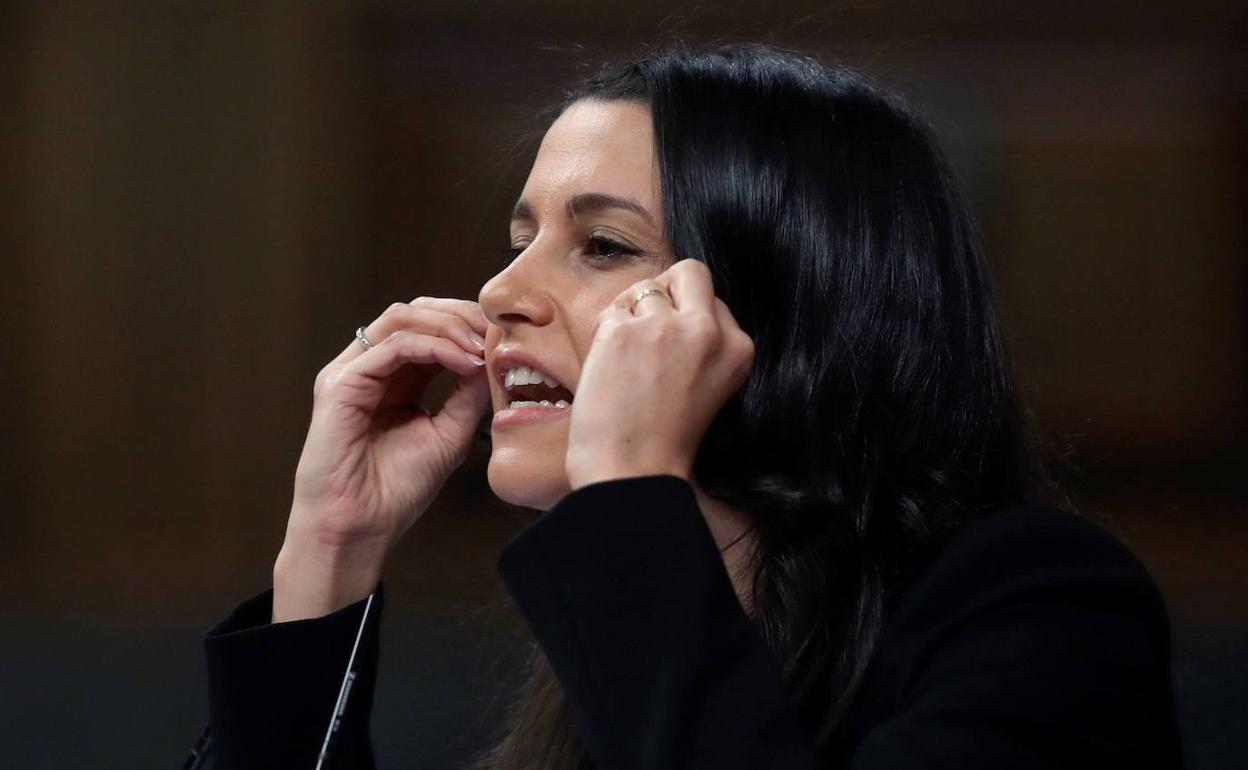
[272,100,756,621]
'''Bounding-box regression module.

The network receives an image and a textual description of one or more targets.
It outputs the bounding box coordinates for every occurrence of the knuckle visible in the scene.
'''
[731,328,753,352]
[735,335,756,368]
[383,302,409,318]
[440,314,467,335]
[381,329,410,345]
[646,319,679,345]
[595,315,619,335]
[728,334,748,366]
[614,321,635,341]
[410,295,431,305]
[314,365,339,396]
[681,258,710,276]
[597,305,621,325]
[688,313,718,341]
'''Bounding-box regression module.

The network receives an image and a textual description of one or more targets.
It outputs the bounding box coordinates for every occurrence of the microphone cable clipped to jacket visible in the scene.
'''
[181,591,377,770]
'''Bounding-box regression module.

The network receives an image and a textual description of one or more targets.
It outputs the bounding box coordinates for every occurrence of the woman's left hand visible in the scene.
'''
[566,258,755,490]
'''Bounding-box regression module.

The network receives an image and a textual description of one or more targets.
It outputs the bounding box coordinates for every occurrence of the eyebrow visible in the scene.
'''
[510,192,656,226]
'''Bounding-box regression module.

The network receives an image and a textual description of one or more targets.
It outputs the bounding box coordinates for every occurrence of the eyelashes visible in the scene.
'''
[500,235,641,268]
[586,234,640,262]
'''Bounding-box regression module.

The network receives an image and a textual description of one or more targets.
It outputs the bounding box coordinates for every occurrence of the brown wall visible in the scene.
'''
[2,2,1244,766]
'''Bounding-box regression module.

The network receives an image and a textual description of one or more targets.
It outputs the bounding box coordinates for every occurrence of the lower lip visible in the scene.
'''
[492,403,572,429]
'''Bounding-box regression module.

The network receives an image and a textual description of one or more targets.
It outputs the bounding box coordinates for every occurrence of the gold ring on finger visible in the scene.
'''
[632,287,671,313]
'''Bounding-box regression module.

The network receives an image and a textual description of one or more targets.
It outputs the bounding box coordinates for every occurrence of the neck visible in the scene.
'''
[691,481,757,615]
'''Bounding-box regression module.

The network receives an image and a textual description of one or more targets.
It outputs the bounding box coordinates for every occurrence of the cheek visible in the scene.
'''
[564,271,653,350]
[482,264,663,508]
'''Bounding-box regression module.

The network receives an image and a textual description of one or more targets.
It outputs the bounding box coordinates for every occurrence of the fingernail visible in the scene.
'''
[465,352,486,366]
[468,333,486,350]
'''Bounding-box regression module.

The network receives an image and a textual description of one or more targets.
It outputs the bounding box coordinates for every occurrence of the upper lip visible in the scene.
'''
[489,347,575,396]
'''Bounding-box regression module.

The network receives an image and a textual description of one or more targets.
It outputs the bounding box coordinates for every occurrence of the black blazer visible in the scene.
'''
[200,475,1185,769]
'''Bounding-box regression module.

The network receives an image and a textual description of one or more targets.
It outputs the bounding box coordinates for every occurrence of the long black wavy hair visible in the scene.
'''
[472,42,1071,770]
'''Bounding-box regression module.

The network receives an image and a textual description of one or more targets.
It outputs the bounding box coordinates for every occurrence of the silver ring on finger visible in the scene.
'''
[632,287,672,314]
[355,325,375,351]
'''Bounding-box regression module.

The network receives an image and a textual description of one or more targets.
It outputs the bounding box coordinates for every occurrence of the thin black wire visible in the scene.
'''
[181,724,212,769]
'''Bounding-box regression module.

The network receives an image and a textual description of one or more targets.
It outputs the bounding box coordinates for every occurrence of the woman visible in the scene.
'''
[189,44,1185,769]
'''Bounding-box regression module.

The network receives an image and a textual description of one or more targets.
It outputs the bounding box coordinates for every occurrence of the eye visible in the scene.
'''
[586,234,639,263]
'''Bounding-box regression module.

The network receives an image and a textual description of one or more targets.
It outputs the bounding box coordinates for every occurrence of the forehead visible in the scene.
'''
[521,99,659,213]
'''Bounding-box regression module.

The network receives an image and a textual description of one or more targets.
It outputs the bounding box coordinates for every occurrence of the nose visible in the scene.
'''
[478,254,556,330]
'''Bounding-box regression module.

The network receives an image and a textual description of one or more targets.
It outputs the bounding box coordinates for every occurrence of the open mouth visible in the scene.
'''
[504,379,571,404]
[499,363,574,409]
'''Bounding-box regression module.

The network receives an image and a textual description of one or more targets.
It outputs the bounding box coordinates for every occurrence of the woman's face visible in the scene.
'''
[479,99,672,510]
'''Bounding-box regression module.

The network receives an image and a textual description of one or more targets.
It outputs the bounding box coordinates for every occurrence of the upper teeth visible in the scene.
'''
[504,365,560,390]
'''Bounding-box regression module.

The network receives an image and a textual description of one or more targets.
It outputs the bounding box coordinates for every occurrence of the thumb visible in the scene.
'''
[431,368,491,446]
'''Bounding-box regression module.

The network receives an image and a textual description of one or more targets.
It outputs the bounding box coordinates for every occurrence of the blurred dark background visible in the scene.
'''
[1,2,1245,768]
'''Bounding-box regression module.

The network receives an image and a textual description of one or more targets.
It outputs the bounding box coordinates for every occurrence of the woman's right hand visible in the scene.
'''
[272,297,492,622]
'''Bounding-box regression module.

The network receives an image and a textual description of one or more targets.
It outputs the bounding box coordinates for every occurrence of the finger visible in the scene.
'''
[333,331,486,411]
[712,298,756,384]
[633,286,676,317]
[593,302,633,339]
[712,297,754,351]
[393,305,485,352]
[711,297,740,332]
[613,278,674,317]
[611,276,666,311]
[666,258,715,314]
[335,304,485,366]
[431,368,492,445]
[409,296,489,336]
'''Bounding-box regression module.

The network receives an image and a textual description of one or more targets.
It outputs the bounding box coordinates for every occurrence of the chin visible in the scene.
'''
[487,442,571,511]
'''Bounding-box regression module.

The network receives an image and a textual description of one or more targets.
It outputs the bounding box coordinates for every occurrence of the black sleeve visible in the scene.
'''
[203,583,385,770]
[845,506,1186,769]
[496,474,822,770]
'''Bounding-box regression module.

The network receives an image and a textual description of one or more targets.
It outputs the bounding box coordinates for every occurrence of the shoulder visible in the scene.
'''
[894,504,1170,627]
[845,505,1184,767]
[867,503,1176,715]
